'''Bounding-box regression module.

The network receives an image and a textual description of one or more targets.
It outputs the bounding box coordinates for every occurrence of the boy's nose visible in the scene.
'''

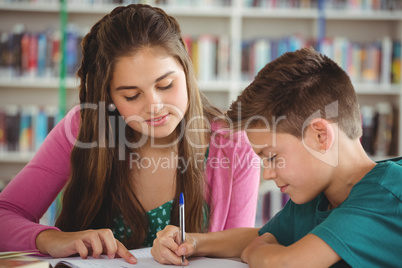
[262,167,277,181]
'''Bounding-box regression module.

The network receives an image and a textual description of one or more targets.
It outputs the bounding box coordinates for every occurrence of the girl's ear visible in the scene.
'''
[309,118,335,151]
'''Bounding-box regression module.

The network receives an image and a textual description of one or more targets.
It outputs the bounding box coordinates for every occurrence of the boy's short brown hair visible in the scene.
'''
[227,47,362,139]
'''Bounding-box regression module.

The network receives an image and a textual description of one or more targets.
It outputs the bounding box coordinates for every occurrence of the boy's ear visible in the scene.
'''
[309,118,335,151]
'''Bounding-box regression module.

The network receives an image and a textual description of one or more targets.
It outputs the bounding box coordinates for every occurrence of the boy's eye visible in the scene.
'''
[267,154,276,161]
[262,154,276,162]
[159,82,173,90]
[125,94,140,101]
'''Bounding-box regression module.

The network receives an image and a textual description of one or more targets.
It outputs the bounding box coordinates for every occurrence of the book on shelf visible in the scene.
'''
[374,102,395,157]
[19,106,36,153]
[245,0,402,10]
[360,102,398,157]
[0,108,6,152]
[217,34,230,81]
[241,34,308,80]
[255,180,289,227]
[0,0,232,6]
[315,36,401,85]
[197,34,217,82]
[261,188,289,223]
[0,23,82,80]
[392,40,401,84]
[361,105,376,155]
[4,105,21,152]
[381,36,392,85]
[184,34,230,82]
[361,41,381,84]
[0,105,58,153]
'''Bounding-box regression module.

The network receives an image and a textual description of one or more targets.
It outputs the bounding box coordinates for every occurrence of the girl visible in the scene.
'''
[0,4,260,263]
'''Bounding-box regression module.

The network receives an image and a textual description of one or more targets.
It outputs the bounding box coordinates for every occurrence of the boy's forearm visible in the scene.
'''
[192,228,259,258]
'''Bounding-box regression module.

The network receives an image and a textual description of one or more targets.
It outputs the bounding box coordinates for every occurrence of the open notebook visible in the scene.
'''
[44,247,248,268]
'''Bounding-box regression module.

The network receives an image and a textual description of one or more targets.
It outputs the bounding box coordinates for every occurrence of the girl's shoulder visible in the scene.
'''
[208,119,255,155]
[62,104,81,135]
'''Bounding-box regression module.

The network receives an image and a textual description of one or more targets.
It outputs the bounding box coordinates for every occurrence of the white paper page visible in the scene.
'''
[46,247,248,268]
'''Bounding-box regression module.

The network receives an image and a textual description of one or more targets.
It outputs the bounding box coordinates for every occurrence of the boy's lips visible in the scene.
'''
[279,184,289,193]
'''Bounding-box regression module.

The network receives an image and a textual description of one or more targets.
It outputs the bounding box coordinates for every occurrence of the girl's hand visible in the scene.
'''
[241,232,278,264]
[36,229,137,264]
[151,225,196,266]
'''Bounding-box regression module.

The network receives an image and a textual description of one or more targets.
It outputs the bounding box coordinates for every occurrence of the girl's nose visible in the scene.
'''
[151,103,164,114]
[146,92,163,114]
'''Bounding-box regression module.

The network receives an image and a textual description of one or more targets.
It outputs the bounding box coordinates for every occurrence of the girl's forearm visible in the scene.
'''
[192,228,259,258]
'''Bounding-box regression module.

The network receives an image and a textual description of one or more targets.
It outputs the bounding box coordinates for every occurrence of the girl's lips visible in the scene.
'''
[145,114,170,126]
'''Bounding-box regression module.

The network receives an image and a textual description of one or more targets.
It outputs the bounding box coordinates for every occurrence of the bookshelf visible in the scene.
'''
[0,0,401,185]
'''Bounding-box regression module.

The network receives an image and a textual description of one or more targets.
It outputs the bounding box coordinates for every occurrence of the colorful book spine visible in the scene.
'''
[37,32,47,77]
[374,102,394,156]
[197,34,217,82]
[392,40,401,84]
[217,34,230,81]
[247,0,402,10]
[242,35,308,80]
[0,24,83,80]
[360,105,376,155]
[181,34,230,82]
[28,33,38,78]
[35,107,48,151]
[0,107,6,152]
[19,106,36,153]
[360,102,397,156]
[0,105,58,153]
[5,105,20,152]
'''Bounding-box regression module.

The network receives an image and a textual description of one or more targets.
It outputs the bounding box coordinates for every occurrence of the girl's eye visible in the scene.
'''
[125,94,139,101]
[159,82,173,90]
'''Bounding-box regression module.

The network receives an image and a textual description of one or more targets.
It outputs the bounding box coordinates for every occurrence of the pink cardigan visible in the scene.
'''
[0,105,260,252]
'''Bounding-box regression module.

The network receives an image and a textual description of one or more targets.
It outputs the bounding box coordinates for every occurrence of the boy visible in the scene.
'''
[151,47,402,267]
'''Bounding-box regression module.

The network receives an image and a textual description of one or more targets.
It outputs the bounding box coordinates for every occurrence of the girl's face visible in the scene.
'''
[110,47,188,143]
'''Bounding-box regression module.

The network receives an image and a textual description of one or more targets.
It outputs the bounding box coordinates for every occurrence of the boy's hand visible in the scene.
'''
[241,232,278,264]
[151,225,196,266]
[35,229,137,264]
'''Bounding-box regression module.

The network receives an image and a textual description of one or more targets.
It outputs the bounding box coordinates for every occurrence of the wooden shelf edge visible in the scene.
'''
[0,151,35,163]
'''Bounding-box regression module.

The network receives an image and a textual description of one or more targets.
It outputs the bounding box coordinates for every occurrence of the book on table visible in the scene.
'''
[43,247,247,268]
[0,252,49,268]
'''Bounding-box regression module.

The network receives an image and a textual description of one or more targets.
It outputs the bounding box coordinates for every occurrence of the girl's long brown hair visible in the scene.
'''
[55,4,224,249]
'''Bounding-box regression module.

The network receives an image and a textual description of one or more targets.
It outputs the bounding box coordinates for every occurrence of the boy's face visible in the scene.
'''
[247,128,332,205]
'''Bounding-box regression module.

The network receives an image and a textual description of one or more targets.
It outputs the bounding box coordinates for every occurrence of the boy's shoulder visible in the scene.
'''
[374,156,402,177]
[376,156,402,165]
[358,157,402,201]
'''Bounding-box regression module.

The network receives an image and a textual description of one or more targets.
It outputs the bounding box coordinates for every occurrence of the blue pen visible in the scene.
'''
[179,192,185,267]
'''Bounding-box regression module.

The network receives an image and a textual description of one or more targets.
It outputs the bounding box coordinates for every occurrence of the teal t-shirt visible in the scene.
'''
[259,157,402,268]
